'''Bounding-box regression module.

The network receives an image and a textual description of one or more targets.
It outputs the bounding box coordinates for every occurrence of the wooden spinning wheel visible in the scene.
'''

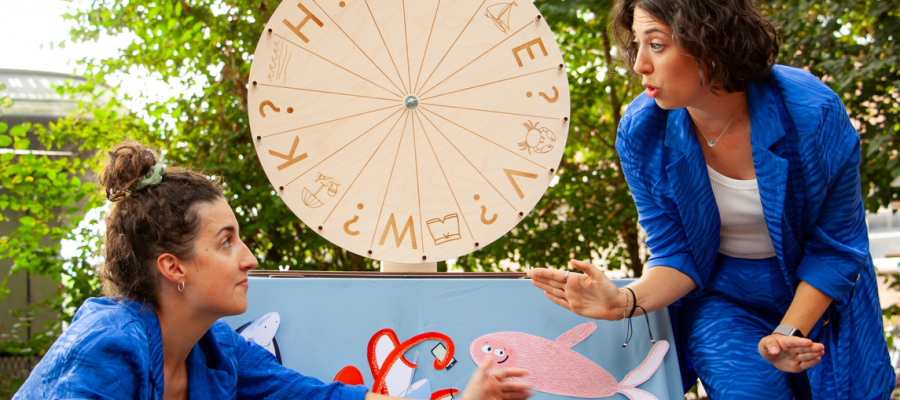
[247,0,570,264]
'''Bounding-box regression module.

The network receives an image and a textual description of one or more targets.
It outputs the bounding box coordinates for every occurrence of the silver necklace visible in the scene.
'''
[691,98,744,147]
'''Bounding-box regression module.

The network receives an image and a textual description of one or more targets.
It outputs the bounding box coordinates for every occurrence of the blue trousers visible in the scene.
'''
[679,254,812,399]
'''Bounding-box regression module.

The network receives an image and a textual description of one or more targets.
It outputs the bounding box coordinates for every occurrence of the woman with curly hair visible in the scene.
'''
[529,0,894,398]
[15,142,531,400]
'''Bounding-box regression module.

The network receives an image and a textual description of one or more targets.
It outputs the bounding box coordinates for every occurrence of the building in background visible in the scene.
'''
[0,68,87,342]
[872,177,900,312]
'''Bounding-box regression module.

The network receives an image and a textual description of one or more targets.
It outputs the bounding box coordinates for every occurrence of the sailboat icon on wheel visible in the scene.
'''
[485,2,516,34]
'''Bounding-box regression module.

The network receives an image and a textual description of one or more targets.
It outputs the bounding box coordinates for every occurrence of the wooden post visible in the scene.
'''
[380,261,438,273]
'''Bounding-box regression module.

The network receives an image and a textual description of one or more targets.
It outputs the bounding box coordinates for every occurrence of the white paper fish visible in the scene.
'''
[236,312,282,364]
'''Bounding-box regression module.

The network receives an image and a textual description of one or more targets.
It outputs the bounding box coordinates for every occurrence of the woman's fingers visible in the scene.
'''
[779,336,826,350]
[494,370,530,399]
[790,351,823,362]
[500,387,532,400]
[491,367,528,380]
[500,381,530,392]
[543,291,571,310]
[529,261,603,288]
[759,334,826,373]
[528,267,571,295]
[569,260,602,282]
[527,267,566,284]
[759,336,781,356]
[797,357,821,370]
[531,261,622,319]
[478,353,495,370]
[784,343,824,361]
[490,366,530,399]
[776,336,825,359]
[531,279,565,296]
[778,336,812,348]
[461,354,533,400]
[528,267,574,312]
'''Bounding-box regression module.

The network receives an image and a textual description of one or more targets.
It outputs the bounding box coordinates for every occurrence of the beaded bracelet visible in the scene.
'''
[618,288,630,321]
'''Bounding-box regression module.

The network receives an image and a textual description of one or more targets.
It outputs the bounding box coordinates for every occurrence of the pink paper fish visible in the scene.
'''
[470,322,668,400]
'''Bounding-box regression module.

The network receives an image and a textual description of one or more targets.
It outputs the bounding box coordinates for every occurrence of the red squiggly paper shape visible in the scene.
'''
[332,365,365,386]
[430,388,461,399]
[366,328,455,395]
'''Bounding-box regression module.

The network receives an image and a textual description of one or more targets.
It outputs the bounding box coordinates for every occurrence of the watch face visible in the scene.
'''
[248,0,570,263]
[773,325,803,338]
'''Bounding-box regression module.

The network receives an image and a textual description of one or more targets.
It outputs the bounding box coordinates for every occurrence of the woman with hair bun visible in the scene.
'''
[16,142,531,400]
[529,0,894,398]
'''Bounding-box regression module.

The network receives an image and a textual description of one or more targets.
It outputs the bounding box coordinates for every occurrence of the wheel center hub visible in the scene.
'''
[404,95,419,110]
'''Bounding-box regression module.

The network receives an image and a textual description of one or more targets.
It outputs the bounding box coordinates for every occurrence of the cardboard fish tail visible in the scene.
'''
[615,340,668,400]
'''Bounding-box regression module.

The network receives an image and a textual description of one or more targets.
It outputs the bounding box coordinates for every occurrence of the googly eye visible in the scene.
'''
[481,345,492,353]
[494,349,505,357]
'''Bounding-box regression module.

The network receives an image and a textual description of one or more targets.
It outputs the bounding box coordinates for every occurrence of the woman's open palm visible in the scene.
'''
[527,260,623,320]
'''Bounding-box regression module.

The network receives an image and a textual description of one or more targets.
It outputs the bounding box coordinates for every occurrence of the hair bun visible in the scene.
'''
[98,142,158,201]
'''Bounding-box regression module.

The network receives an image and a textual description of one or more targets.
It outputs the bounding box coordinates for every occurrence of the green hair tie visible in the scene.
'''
[133,164,165,190]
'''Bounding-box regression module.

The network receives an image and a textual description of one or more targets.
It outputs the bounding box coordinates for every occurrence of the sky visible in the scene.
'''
[0,0,202,131]
[0,0,130,75]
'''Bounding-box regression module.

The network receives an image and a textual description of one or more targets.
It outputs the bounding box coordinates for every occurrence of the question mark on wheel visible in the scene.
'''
[343,203,364,236]
[474,194,497,225]
[259,100,294,118]
[525,86,559,103]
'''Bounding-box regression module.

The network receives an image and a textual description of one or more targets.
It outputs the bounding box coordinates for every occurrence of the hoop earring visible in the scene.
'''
[177,281,185,292]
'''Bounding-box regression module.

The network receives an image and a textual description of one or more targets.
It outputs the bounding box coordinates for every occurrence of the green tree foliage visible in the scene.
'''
[0,103,107,357]
[0,81,137,395]
[0,76,155,349]
[0,122,91,294]
[769,0,900,211]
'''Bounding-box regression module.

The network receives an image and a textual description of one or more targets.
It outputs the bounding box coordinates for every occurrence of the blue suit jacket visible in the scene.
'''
[615,65,894,398]
[15,298,370,400]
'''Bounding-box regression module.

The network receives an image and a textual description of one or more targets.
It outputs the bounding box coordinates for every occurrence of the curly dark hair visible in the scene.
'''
[611,0,780,93]
[96,142,224,305]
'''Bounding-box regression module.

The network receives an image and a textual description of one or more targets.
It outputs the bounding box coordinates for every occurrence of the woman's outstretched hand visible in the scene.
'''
[526,260,625,320]
[366,355,530,400]
[460,354,531,400]
[757,334,825,373]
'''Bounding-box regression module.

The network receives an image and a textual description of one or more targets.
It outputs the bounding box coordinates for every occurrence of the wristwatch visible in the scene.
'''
[772,324,805,338]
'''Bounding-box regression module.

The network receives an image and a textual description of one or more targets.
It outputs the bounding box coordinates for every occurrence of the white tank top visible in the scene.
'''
[707,165,777,259]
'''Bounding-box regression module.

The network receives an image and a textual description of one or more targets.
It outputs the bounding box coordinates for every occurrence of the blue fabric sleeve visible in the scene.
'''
[794,96,869,303]
[15,321,148,399]
[616,112,704,292]
[231,327,369,400]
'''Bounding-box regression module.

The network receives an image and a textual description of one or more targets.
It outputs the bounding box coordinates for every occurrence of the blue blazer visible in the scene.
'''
[615,65,894,398]
[15,298,369,400]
